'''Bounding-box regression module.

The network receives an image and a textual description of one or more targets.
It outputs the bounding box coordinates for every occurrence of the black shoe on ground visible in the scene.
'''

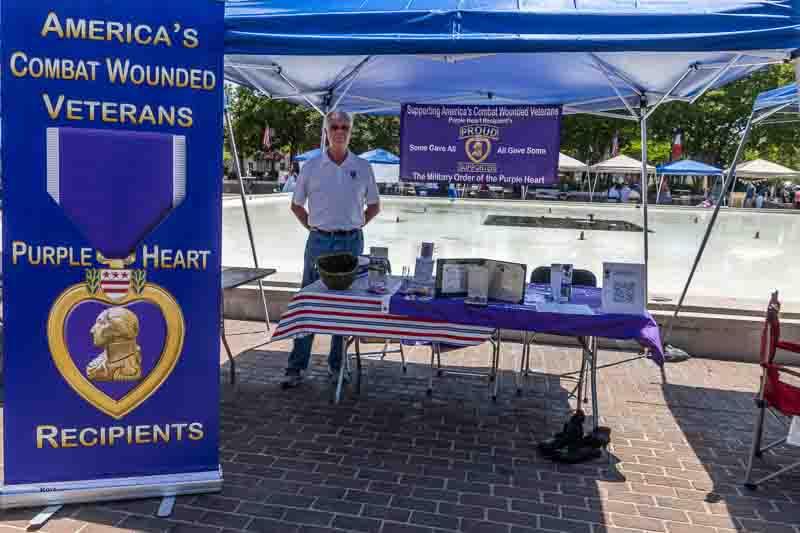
[281,368,304,389]
[538,411,585,457]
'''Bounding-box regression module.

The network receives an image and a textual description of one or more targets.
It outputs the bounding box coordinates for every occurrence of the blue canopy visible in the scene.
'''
[359,149,400,165]
[293,148,321,161]
[754,83,797,112]
[224,1,799,116]
[656,159,723,176]
[749,82,800,125]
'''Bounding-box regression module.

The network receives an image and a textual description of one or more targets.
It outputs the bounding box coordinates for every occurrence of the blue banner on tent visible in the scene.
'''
[1,0,223,504]
[400,104,561,186]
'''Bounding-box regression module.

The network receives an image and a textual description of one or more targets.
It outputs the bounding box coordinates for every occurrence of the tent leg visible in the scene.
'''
[224,107,270,334]
[656,173,664,204]
[639,101,650,298]
[663,110,755,345]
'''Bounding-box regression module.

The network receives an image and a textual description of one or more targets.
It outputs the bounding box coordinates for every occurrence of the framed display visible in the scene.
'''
[435,258,527,304]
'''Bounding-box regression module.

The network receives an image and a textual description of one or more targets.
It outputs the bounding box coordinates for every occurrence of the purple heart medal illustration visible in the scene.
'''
[45,127,186,419]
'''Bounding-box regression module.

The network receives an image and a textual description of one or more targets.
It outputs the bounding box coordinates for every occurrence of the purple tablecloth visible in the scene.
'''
[389,284,664,365]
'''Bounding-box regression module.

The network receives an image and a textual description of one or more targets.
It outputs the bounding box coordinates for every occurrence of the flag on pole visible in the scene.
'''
[610,130,619,157]
[262,123,272,150]
[671,129,683,161]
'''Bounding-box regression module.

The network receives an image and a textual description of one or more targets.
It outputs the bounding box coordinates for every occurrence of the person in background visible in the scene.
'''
[283,111,380,388]
[744,181,756,208]
[658,179,672,204]
[607,181,620,203]
[282,162,300,193]
[620,182,632,203]
[755,182,765,209]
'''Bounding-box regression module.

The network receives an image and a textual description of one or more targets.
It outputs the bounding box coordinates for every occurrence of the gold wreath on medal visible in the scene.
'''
[47,253,185,419]
[465,137,492,164]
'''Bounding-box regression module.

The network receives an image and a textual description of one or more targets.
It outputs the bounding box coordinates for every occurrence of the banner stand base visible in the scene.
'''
[0,468,222,510]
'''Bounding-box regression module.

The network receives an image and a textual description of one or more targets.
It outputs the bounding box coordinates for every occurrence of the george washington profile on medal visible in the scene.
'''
[86,307,143,382]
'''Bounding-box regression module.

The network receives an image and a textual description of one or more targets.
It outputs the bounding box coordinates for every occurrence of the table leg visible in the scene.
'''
[355,336,362,396]
[220,319,235,386]
[492,330,501,402]
[436,346,443,377]
[590,336,599,431]
[516,332,528,396]
[257,279,271,335]
[576,338,587,407]
[335,337,350,405]
[427,344,436,396]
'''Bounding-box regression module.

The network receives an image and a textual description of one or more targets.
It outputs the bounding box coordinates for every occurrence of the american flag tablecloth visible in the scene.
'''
[271,276,494,346]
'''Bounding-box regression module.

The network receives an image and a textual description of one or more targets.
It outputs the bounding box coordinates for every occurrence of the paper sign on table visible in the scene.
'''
[601,262,646,315]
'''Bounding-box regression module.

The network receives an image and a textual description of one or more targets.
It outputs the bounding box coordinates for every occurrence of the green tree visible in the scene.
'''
[561,64,798,169]
[226,86,315,162]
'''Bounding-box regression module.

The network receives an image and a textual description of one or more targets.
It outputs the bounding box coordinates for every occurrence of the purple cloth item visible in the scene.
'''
[49,127,183,258]
[389,283,664,365]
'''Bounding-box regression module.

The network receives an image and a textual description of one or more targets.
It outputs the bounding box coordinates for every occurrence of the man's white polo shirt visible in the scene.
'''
[292,150,379,231]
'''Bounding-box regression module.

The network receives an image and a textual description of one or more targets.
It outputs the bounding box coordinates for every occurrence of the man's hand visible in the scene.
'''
[364,202,380,226]
[290,203,310,230]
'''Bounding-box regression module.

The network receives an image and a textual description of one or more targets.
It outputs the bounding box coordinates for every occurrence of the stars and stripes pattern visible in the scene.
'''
[100,269,131,301]
[272,290,494,346]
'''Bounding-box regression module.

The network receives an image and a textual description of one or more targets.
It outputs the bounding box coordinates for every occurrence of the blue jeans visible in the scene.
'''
[287,229,364,372]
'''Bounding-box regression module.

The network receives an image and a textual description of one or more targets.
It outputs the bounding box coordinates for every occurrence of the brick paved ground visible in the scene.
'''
[3,320,800,533]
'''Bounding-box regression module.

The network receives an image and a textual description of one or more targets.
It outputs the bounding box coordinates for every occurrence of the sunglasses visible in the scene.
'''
[329,125,350,132]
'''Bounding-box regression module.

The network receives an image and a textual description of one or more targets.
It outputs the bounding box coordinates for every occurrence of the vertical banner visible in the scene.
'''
[1,1,224,507]
[400,103,561,186]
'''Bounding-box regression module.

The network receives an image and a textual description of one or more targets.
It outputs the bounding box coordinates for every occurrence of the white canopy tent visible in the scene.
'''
[558,152,587,173]
[371,163,400,185]
[588,154,656,201]
[728,158,800,179]
[590,154,656,174]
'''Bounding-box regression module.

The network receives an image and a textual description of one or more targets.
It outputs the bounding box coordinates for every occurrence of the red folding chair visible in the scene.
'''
[744,291,800,489]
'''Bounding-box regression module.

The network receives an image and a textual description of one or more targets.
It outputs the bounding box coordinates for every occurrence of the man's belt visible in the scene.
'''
[312,227,361,236]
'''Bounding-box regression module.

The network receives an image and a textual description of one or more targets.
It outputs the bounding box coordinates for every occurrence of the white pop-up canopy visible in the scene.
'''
[590,154,656,174]
[558,152,587,173]
[729,158,800,179]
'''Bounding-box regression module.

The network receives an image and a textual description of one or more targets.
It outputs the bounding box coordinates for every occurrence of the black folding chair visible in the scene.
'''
[518,266,597,399]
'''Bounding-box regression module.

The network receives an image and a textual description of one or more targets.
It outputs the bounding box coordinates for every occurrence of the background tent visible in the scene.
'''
[655,159,723,203]
[729,158,800,179]
[558,153,587,173]
[590,154,655,174]
[293,148,321,162]
[360,149,400,184]
[656,159,723,176]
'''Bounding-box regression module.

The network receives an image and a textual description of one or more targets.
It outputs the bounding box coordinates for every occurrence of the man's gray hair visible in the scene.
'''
[325,110,353,128]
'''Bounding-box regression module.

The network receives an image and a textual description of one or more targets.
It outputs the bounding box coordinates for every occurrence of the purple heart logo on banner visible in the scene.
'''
[46,127,186,259]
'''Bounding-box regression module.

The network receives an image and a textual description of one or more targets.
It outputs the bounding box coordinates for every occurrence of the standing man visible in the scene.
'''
[283,111,381,388]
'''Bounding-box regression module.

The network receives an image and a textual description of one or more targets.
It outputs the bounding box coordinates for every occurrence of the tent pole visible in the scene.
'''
[655,172,662,204]
[639,101,649,298]
[663,110,755,345]
[224,106,271,334]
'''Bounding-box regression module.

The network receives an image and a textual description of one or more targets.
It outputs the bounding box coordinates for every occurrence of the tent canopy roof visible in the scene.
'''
[590,154,655,173]
[359,148,400,165]
[293,148,321,161]
[730,158,800,178]
[754,83,797,112]
[224,1,798,116]
[656,159,723,176]
[558,152,586,172]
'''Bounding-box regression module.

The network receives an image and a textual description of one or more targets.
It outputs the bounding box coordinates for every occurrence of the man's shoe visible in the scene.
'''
[281,369,304,389]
